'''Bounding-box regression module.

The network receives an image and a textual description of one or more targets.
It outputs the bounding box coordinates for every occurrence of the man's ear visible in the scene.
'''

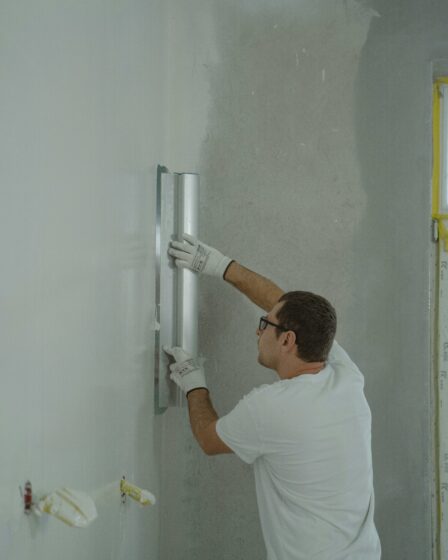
[282,330,297,349]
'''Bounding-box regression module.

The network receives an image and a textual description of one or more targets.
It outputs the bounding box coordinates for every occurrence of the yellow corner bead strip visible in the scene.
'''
[433,79,448,252]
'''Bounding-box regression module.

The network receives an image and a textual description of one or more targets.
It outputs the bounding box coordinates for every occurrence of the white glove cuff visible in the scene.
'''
[170,359,208,394]
[190,247,231,278]
[183,369,208,394]
[215,255,233,278]
[186,386,209,397]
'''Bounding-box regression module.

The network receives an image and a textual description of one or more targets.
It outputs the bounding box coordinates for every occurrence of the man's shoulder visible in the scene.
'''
[240,382,286,409]
[243,379,302,406]
[326,342,367,397]
[330,339,364,368]
[244,383,275,400]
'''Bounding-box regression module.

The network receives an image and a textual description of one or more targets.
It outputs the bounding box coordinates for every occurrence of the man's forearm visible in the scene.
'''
[224,261,284,312]
[187,389,218,451]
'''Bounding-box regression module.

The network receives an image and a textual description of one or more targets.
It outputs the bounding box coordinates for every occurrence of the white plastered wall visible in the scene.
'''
[0,1,165,558]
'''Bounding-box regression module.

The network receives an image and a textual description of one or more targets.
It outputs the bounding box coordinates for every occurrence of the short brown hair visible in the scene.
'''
[275,291,337,362]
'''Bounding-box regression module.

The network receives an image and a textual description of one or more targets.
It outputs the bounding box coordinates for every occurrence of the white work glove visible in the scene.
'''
[168,233,233,278]
[163,346,208,396]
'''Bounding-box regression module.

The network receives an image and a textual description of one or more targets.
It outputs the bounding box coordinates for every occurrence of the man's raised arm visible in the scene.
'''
[168,234,284,311]
[223,261,284,312]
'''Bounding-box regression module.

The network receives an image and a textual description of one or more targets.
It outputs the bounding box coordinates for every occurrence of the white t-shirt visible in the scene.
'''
[216,341,381,560]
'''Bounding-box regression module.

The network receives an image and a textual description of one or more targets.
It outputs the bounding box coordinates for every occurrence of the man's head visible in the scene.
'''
[276,291,337,361]
[256,291,337,372]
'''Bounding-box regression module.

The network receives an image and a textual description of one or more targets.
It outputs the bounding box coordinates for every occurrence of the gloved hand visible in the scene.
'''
[168,233,233,278]
[163,346,208,396]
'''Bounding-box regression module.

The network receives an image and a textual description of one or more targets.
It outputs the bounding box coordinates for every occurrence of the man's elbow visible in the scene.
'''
[203,444,222,456]
[197,436,217,456]
[195,422,234,456]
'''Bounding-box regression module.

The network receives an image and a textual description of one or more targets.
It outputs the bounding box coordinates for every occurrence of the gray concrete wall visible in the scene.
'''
[159,0,445,558]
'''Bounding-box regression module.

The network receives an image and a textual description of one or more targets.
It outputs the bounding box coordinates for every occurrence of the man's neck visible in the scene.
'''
[278,361,326,380]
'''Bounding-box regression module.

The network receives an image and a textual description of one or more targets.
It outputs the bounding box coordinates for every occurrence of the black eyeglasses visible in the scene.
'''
[258,316,289,332]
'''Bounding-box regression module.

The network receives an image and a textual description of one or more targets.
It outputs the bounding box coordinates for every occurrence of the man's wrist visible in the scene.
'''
[223,260,236,280]
[186,387,209,398]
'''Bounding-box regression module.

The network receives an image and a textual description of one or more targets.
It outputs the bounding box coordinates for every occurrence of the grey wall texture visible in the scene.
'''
[158,0,446,558]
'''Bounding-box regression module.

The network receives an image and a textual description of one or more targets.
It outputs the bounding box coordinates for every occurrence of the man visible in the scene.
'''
[165,234,381,560]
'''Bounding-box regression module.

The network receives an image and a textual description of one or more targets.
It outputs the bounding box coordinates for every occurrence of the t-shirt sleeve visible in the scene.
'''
[216,391,264,464]
[329,340,355,367]
[329,340,365,382]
